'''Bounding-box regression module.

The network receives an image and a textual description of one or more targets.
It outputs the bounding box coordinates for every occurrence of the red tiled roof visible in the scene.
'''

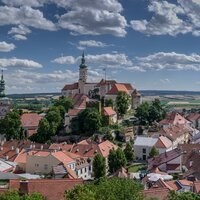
[148,148,182,171]
[106,83,129,95]
[21,113,43,128]
[155,136,172,149]
[120,83,134,91]
[143,188,170,200]
[9,179,83,200]
[186,113,200,122]
[72,94,88,109]
[103,107,116,116]
[68,108,83,116]
[49,143,73,151]
[62,82,78,91]
[98,140,118,158]
[165,180,181,191]
[178,179,193,186]
[159,113,187,126]
[96,79,116,87]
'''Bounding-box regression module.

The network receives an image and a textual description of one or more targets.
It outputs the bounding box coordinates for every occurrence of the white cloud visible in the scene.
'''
[8,24,31,35]
[0,58,42,69]
[13,34,27,40]
[0,41,15,52]
[78,40,109,49]
[52,56,76,65]
[53,53,133,67]
[58,0,127,37]
[160,78,170,84]
[0,6,56,31]
[127,52,200,72]
[130,1,191,36]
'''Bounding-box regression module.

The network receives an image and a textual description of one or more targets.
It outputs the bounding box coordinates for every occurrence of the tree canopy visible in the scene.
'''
[135,99,165,125]
[65,177,144,200]
[71,108,102,135]
[115,91,130,116]
[0,110,23,140]
[149,146,159,158]
[108,148,127,173]
[167,190,200,200]
[124,142,135,163]
[93,154,106,179]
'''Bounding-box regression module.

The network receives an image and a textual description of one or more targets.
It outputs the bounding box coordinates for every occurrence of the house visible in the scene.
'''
[102,107,117,125]
[186,113,200,129]
[134,136,158,160]
[26,150,76,175]
[154,136,173,154]
[8,179,83,200]
[159,112,191,128]
[158,124,193,148]
[21,113,43,137]
[148,148,182,174]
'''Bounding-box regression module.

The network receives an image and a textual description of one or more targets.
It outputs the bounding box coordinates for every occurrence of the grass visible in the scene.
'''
[128,164,146,173]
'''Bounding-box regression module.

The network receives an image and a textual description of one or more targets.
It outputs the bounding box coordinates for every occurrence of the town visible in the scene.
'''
[0,53,199,200]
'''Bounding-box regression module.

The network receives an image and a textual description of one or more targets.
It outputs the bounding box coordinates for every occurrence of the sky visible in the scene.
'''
[1,0,200,93]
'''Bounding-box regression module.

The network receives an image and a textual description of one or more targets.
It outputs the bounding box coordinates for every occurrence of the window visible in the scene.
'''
[35,163,39,167]
[142,148,146,154]
[44,164,48,170]
[143,155,146,160]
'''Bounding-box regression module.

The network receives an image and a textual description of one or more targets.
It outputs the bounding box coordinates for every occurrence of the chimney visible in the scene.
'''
[16,148,19,154]
[0,146,3,151]
[30,145,33,149]
[5,155,9,160]
[32,144,35,149]
[20,180,29,195]
[40,145,43,150]
[10,146,14,151]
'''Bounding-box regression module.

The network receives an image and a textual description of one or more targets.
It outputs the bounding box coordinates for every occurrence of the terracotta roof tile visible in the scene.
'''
[155,136,172,149]
[62,82,78,91]
[143,188,170,200]
[106,83,129,95]
[103,107,116,116]
[186,113,200,121]
[98,140,118,158]
[21,113,43,128]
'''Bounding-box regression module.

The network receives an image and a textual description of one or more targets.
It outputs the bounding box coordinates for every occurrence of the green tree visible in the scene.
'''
[23,192,45,200]
[108,148,127,173]
[93,154,106,179]
[54,96,73,112]
[149,146,159,158]
[31,118,50,143]
[73,108,102,135]
[124,142,135,163]
[135,102,150,125]
[115,91,130,116]
[0,111,23,140]
[65,177,144,200]
[105,99,114,108]
[167,190,200,200]
[0,190,20,200]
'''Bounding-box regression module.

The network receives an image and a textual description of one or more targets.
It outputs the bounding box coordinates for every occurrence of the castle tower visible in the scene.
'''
[78,52,88,94]
[0,70,5,98]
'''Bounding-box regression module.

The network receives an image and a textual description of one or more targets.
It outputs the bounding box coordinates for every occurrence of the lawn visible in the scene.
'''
[128,164,146,173]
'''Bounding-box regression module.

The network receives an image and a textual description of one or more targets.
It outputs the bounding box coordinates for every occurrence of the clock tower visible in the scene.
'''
[0,70,10,119]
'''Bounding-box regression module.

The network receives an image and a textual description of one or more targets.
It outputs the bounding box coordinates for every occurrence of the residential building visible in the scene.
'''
[21,113,43,137]
[102,107,117,125]
[134,136,158,160]
[186,113,200,129]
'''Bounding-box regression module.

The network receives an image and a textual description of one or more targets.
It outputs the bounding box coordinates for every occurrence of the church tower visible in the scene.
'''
[0,70,5,98]
[0,70,10,119]
[78,52,88,94]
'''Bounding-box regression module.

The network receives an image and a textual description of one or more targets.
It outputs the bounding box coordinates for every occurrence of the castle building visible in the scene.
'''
[62,53,141,109]
[0,70,10,119]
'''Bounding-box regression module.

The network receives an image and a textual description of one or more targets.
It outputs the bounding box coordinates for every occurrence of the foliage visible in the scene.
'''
[0,191,45,200]
[0,111,23,140]
[93,154,106,179]
[65,177,144,200]
[71,108,102,135]
[105,99,114,108]
[108,148,127,173]
[135,99,165,125]
[115,91,130,116]
[124,142,135,162]
[167,190,200,200]
[149,146,159,158]
[53,96,73,112]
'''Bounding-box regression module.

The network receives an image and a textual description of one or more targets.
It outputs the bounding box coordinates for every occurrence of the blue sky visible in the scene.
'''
[1,0,200,93]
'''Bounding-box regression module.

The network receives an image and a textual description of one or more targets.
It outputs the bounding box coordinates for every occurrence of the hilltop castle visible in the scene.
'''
[62,53,141,109]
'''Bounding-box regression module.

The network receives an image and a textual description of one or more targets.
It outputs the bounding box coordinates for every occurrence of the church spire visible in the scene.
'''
[0,70,5,98]
[81,51,85,64]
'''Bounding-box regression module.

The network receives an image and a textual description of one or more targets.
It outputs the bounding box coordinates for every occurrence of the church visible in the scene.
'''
[61,53,141,109]
[0,70,11,119]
